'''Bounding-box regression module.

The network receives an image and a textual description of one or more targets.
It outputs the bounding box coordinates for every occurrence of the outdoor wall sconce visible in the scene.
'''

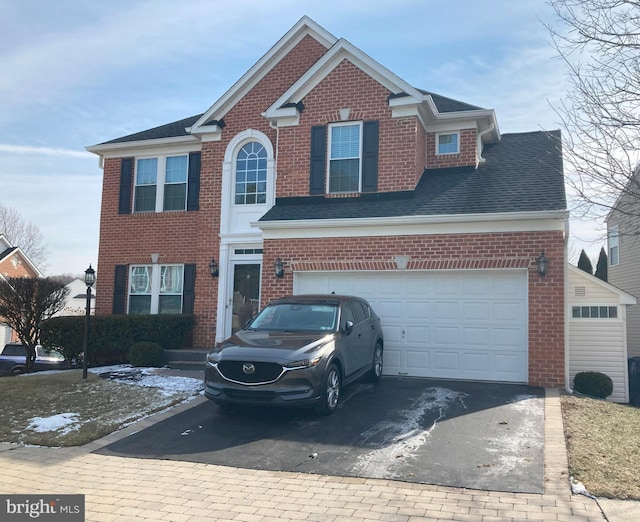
[536,251,548,277]
[209,258,219,278]
[274,257,284,278]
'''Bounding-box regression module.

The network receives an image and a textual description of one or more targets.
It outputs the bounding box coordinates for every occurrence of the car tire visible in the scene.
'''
[315,363,341,415]
[366,343,383,383]
[10,367,24,376]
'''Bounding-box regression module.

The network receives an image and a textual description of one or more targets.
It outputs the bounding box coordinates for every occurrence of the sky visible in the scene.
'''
[0,0,605,275]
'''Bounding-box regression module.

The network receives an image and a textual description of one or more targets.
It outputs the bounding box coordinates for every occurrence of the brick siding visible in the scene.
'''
[94,31,564,387]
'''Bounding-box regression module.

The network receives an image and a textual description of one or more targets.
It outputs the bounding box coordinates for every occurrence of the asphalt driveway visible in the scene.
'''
[95,377,545,493]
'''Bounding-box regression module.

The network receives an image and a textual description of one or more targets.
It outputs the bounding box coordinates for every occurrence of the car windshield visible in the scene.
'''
[249,303,339,332]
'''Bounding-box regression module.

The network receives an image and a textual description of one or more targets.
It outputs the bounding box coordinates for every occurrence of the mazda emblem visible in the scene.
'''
[242,363,255,374]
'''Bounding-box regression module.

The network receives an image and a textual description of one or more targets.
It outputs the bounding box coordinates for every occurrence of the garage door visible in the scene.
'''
[295,270,528,382]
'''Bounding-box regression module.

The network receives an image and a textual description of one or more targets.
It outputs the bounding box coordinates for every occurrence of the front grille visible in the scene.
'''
[218,360,284,384]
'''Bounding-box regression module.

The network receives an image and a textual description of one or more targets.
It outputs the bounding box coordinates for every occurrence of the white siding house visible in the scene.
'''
[568,265,636,403]
[54,279,95,317]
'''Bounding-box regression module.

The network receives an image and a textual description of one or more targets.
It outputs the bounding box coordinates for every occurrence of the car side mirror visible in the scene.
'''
[344,320,354,334]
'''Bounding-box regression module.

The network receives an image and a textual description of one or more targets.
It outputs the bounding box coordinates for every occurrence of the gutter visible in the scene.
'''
[476,123,495,164]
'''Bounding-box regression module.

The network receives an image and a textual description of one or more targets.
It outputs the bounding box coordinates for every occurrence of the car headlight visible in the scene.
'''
[284,356,322,370]
[206,352,222,364]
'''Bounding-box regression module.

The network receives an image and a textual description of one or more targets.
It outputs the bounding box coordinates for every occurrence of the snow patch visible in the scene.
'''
[484,394,543,475]
[354,387,467,477]
[27,413,80,434]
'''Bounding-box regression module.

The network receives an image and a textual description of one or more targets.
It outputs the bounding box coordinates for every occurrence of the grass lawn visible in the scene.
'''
[0,369,198,447]
[561,394,640,500]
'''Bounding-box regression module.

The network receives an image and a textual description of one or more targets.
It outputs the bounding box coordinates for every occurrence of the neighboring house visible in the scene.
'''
[607,178,640,357]
[0,234,42,346]
[567,264,636,402]
[53,278,95,317]
[87,16,568,387]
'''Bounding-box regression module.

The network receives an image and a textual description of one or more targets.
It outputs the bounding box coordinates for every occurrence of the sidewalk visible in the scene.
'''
[0,387,637,521]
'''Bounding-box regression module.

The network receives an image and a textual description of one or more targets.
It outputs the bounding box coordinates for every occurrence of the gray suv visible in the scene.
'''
[205,295,384,414]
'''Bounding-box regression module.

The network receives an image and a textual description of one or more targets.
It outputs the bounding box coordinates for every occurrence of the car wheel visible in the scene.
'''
[10,367,24,376]
[316,363,341,415]
[366,343,383,383]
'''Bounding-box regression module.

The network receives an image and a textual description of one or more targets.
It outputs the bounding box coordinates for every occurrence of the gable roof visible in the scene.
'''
[87,16,499,152]
[0,235,43,277]
[259,130,566,223]
[568,264,636,305]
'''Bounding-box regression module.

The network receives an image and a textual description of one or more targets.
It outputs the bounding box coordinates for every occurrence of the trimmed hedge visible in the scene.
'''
[129,341,164,367]
[573,371,614,399]
[40,314,194,366]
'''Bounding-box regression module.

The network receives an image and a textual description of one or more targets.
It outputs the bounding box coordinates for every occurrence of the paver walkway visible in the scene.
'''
[0,388,614,521]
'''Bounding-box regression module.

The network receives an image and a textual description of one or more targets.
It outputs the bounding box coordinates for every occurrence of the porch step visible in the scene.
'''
[163,348,210,371]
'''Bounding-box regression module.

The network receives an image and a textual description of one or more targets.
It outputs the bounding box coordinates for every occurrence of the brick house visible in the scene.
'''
[87,16,567,387]
[0,234,42,345]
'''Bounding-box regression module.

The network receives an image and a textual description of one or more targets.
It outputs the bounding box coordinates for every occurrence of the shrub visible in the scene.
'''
[40,314,194,366]
[128,341,164,367]
[574,371,614,399]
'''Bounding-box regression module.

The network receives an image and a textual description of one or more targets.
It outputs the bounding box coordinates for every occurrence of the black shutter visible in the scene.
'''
[309,125,327,195]
[362,121,379,193]
[118,158,134,214]
[182,264,196,314]
[187,152,201,211]
[113,265,128,314]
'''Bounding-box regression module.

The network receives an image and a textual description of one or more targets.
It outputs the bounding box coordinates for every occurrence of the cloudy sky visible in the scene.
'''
[0,0,603,275]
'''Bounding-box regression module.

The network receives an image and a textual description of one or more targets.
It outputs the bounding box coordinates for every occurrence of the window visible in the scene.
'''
[609,225,619,266]
[328,122,362,193]
[134,155,188,212]
[437,132,460,155]
[128,264,184,314]
[571,306,618,319]
[235,142,267,204]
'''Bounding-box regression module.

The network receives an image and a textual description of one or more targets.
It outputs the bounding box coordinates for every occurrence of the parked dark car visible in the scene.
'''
[629,356,640,407]
[0,343,68,376]
[205,295,384,414]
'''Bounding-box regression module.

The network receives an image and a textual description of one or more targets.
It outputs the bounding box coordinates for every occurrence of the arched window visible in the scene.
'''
[235,141,267,204]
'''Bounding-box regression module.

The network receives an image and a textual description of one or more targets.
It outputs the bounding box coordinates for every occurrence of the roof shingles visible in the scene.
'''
[259,130,566,222]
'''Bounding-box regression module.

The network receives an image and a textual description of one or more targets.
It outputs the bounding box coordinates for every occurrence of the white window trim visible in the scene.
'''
[134,154,188,213]
[128,263,184,314]
[609,224,620,266]
[327,121,363,194]
[436,131,460,155]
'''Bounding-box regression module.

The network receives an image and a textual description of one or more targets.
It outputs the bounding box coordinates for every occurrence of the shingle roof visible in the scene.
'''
[259,130,565,222]
[0,247,17,261]
[418,90,484,112]
[99,114,203,145]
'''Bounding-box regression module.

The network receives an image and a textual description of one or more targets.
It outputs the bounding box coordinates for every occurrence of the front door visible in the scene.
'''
[231,263,261,333]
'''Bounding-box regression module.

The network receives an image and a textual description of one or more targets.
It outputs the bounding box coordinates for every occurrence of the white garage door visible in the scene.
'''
[295,270,528,382]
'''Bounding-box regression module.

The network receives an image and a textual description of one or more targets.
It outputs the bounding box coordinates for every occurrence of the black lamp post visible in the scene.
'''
[82,264,96,380]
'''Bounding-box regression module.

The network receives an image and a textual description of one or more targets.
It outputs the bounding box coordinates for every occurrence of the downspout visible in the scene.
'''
[476,123,495,165]
[564,217,573,394]
[269,121,279,184]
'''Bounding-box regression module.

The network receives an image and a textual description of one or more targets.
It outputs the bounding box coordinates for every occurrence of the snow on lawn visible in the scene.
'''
[24,365,203,435]
[27,413,80,435]
[89,365,204,397]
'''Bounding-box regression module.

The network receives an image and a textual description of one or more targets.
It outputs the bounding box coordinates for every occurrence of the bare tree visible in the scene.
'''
[0,277,68,370]
[545,0,640,227]
[0,204,49,269]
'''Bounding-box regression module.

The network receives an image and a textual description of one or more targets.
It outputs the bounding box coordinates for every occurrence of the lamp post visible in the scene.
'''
[82,264,96,380]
